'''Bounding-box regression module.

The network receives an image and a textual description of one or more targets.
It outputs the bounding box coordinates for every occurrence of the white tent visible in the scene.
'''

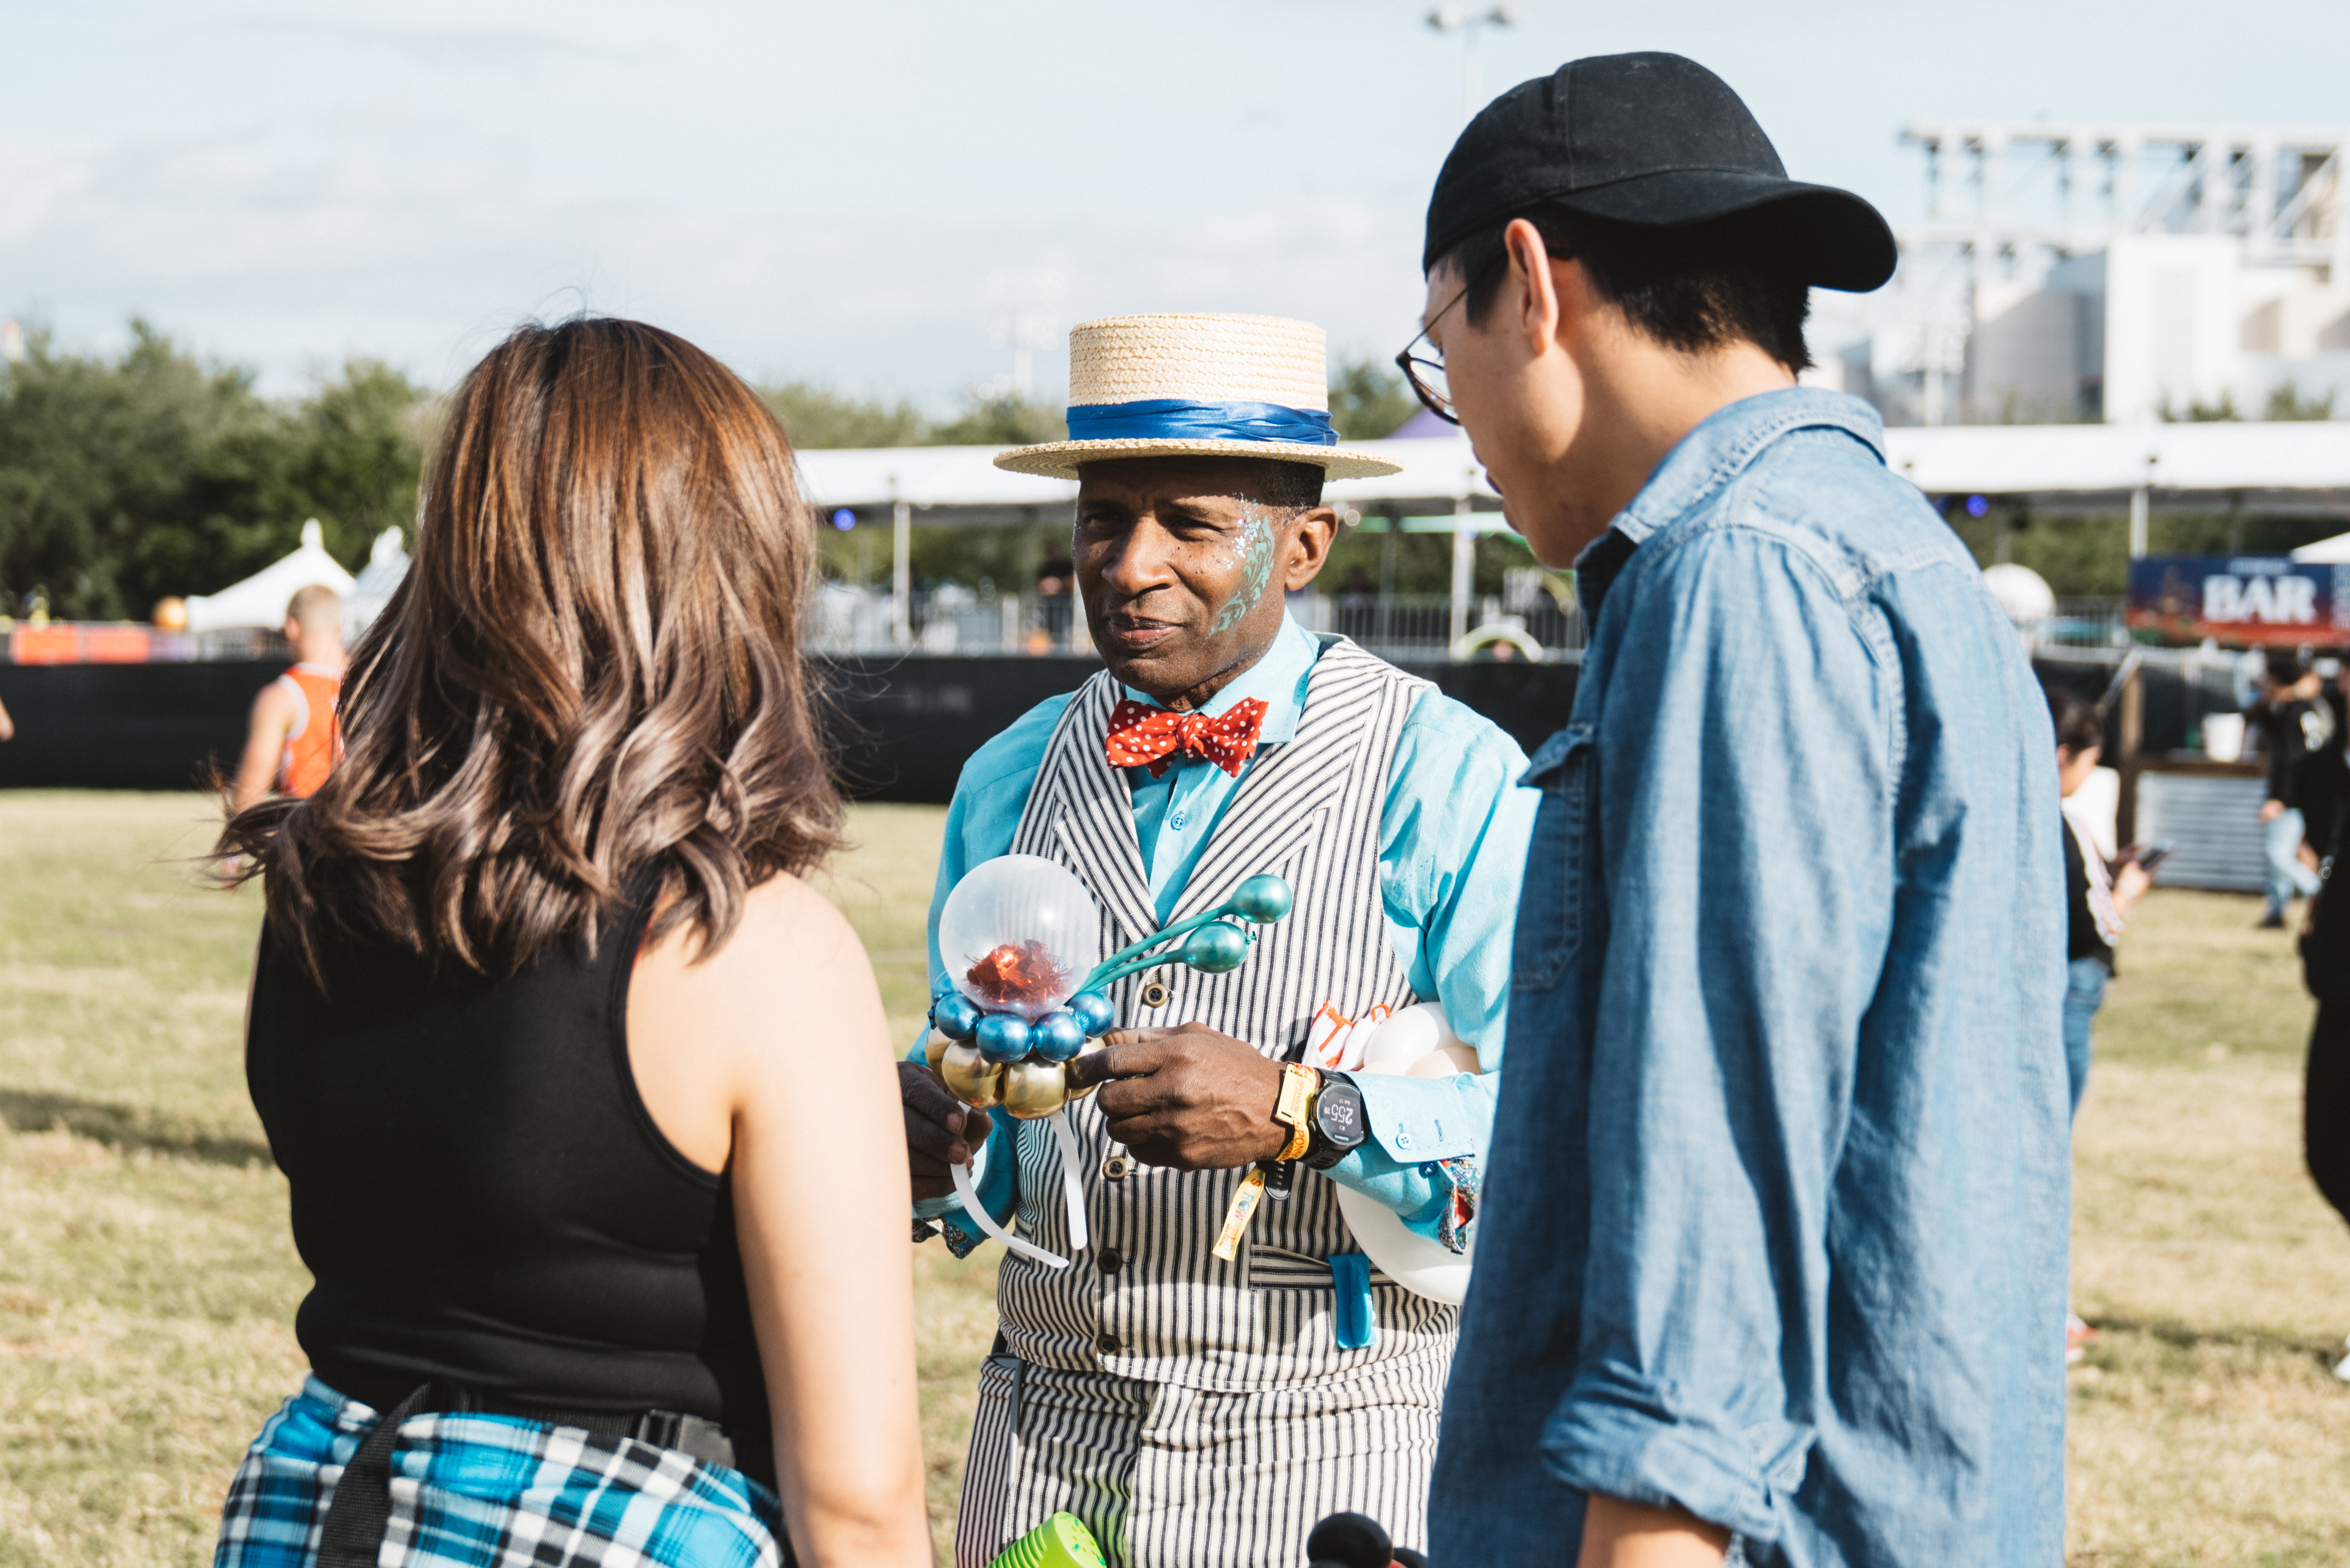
[183,520,357,633]
[343,525,412,637]
[2291,531,2350,562]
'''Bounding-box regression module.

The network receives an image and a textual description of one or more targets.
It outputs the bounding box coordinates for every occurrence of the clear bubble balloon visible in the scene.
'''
[938,854,1098,1022]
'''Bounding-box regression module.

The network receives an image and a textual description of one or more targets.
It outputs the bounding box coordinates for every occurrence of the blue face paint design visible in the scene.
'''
[1209,509,1278,635]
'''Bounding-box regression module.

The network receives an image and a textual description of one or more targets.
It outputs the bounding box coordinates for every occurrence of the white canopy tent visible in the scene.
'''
[795,420,2350,647]
[183,520,357,634]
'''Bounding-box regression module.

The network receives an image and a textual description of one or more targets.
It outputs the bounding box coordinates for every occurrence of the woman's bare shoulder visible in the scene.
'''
[641,870,872,999]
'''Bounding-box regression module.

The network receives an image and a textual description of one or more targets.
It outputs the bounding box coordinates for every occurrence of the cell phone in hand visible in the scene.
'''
[2120,840,2176,874]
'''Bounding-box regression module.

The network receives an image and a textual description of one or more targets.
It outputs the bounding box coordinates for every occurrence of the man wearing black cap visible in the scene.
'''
[1410,54,2069,1567]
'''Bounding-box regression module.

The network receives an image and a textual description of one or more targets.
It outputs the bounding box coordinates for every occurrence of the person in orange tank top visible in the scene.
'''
[230,584,348,809]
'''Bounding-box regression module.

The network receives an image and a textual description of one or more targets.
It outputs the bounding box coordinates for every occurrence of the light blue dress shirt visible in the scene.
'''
[919,615,1538,1242]
[1429,390,2070,1565]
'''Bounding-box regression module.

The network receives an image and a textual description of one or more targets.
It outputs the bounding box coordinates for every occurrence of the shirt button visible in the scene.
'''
[1097,1330,1121,1354]
[1103,1155,1131,1181]
[1394,1130,1414,1150]
[1098,1247,1123,1275]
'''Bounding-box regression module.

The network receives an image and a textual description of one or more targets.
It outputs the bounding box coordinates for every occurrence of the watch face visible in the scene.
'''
[1316,1082,1366,1147]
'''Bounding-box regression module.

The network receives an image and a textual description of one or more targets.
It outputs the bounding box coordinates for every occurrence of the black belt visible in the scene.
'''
[319,1381,782,1568]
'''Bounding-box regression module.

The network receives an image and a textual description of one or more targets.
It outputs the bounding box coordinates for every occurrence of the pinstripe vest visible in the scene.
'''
[997,637,1460,1392]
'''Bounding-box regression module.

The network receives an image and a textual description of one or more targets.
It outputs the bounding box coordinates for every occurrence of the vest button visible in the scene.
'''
[1140,977,1171,1009]
[1102,1155,1131,1181]
[1097,1247,1122,1275]
[1097,1330,1121,1353]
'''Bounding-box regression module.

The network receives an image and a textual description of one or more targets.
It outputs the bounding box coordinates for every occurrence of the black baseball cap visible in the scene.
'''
[1422,51,1897,292]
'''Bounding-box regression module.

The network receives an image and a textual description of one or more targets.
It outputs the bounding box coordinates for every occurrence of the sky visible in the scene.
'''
[2,0,2345,404]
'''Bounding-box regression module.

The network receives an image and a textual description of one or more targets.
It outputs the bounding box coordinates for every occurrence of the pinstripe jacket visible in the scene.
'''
[930,635,1536,1392]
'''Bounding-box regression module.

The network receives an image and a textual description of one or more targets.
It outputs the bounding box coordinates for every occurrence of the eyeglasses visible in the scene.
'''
[1394,282,1472,426]
[1392,254,1547,426]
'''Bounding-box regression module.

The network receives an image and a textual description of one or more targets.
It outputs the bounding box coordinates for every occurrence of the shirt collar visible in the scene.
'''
[1573,388,1887,615]
[1122,611,1315,747]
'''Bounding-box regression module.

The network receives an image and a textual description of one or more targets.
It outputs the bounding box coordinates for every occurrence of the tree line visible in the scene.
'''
[0,319,1427,623]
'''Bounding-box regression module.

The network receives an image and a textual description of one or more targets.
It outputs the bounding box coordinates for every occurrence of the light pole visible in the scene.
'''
[1427,6,1512,654]
[1426,6,1514,121]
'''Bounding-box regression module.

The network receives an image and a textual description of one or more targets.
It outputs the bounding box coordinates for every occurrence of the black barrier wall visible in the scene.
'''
[0,654,1591,801]
[0,651,2256,801]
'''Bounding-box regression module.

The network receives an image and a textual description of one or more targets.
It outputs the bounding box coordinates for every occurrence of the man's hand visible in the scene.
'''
[900,1061,993,1202]
[1065,1024,1287,1171]
[2261,797,2288,823]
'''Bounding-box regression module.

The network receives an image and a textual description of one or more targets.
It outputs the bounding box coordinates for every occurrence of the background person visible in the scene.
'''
[1411,53,2068,1568]
[2049,681,2152,1118]
[228,584,348,810]
[2246,649,2329,928]
[2048,680,2152,1371]
[2299,773,2350,1380]
[210,318,929,1568]
[2289,672,2350,881]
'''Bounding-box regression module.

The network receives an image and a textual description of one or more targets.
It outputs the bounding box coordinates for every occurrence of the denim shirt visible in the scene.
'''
[1429,389,2069,1567]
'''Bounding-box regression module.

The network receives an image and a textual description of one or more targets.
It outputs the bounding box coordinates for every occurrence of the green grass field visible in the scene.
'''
[1,791,2346,1564]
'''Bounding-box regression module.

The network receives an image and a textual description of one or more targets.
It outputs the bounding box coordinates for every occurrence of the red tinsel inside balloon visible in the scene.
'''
[966,940,1074,1006]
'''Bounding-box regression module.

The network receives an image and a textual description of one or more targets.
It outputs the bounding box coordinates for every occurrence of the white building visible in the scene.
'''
[1828,123,2349,427]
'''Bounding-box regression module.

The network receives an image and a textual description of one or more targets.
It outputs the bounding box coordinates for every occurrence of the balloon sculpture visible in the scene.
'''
[925,854,1293,1269]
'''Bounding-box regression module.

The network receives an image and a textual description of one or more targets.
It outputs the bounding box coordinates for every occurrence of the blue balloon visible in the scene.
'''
[1230,874,1293,924]
[1182,921,1250,974]
[1030,1010,1086,1063]
[1068,990,1117,1037]
[931,993,982,1041]
[976,1012,1033,1063]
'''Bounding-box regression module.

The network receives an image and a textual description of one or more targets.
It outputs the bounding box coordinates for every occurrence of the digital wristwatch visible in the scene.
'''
[1302,1070,1368,1170]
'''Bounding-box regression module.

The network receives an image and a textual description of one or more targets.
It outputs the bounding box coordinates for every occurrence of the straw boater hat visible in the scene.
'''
[993,313,1403,482]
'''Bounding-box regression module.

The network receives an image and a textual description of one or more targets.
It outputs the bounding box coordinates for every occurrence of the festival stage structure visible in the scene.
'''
[1831,118,2350,427]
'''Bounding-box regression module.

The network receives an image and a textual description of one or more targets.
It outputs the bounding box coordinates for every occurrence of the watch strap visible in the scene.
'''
[1272,1062,1317,1163]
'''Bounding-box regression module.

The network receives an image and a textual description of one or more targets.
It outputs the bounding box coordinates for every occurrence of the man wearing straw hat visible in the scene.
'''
[897,313,1539,1567]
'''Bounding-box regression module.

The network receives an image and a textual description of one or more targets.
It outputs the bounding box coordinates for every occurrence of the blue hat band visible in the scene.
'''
[1063,398,1337,448]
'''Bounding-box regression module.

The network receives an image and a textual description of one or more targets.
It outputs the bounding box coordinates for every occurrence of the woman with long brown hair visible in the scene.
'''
[210,318,930,1568]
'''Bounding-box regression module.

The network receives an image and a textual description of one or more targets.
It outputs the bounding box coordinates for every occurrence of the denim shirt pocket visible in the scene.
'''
[1513,722,1596,993]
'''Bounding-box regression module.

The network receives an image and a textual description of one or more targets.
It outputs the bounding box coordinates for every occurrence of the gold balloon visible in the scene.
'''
[924,1030,950,1071]
[1000,1059,1070,1120]
[1063,1038,1106,1102]
[939,1041,1006,1108]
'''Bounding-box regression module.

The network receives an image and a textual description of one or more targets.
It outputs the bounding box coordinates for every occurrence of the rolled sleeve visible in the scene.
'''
[1554,530,1895,1543]
[1542,1361,1814,1543]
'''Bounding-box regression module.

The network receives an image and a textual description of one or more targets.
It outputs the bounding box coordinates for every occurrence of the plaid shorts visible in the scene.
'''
[214,1376,786,1568]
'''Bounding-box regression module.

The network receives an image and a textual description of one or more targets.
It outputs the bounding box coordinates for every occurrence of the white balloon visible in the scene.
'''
[938,854,1097,1022]
[1332,1002,1477,1305]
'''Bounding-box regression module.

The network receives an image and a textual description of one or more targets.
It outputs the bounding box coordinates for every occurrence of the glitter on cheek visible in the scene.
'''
[1209,508,1278,635]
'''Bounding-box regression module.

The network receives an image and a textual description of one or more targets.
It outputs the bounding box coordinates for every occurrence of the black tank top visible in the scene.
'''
[245,892,768,1437]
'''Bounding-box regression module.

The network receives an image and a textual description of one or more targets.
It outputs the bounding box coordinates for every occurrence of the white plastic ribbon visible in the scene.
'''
[951,1156,1069,1270]
[1048,1110,1090,1254]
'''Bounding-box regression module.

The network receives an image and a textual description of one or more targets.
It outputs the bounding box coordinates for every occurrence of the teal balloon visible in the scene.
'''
[1069,991,1117,1037]
[976,1013,1032,1064]
[1031,1010,1086,1062]
[1182,921,1250,974]
[931,993,982,1041]
[1231,874,1293,924]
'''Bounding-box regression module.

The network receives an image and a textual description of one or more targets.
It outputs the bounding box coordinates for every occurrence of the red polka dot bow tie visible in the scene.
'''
[1105,697,1269,779]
